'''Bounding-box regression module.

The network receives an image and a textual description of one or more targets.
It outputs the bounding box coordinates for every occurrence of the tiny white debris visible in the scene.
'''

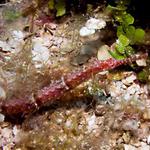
[98,71,108,75]
[0,113,5,122]
[136,59,147,66]
[124,144,137,150]
[32,37,50,67]
[85,18,106,30]
[1,128,12,140]
[32,44,49,62]
[0,41,11,51]
[46,23,57,30]
[79,27,95,36]
[122,74,137,85]
[65,119,72,128]
[147,135,150,145]
[0,86,6,100]
[13,126,21,143]
[127,86,136,95]
[13,126,20,136]
[57,118,63,124]
[87,114,96,131]
[116,39,120,44]
[108,82,122,97]
[124,93,131,101]
[12,30,24,41]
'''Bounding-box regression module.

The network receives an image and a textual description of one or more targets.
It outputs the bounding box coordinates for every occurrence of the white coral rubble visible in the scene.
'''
[80,17,106,37]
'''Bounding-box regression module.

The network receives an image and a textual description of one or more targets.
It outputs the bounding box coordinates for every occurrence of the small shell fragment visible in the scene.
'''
[97,45,112,60]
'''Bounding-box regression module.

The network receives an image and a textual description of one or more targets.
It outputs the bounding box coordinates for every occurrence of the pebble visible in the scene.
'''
[122,119,140,131]
[122,74,137,86]
[97,45,112,60]
[136,59,147,66]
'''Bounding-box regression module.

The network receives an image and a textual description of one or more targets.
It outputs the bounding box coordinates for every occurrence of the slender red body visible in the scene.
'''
[1,53,148,118]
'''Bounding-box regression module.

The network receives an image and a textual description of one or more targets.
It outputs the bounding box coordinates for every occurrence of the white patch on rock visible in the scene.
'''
[124,144,137,150]
[80,17,106,37]
[122,119,140,131]
[79,27,95,36]
[87,114,96,131]
[0,86,6,100]
[147,135,150,145]
[0,41,11,51]
[65,119,72,128]
[0,113,5,122]
[32,37,50,67]
[12,30,24,41]
[122,74,137,86]
[12,126,21,143]
[140,142,150,150]
[85,18,106,30]
[107,72,148,101]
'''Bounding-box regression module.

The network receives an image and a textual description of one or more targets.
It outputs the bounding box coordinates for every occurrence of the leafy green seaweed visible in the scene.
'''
[107,0,145,59]
[48,0,66,17]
